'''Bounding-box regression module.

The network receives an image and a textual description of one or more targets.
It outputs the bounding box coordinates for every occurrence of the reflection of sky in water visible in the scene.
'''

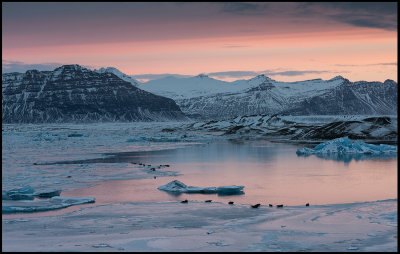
[64,140,397,207]
[297,152,398,164]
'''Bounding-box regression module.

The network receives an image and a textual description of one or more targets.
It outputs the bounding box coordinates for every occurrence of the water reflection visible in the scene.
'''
[46,140,397,206]
[297,152,398,163]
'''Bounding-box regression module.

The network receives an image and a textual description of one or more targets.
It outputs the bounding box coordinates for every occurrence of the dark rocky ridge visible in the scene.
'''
[185,115,397,144]
[2,65,187,123]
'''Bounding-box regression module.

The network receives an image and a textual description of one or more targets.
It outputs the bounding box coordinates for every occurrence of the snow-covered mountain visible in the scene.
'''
[2,65,187,123]
[137,73,397,119]
[137,74,250,99]
[282,79,398,115]
[94,67,139,87]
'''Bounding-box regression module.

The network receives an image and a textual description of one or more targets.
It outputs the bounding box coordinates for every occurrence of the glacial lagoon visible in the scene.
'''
[2,122,397,218]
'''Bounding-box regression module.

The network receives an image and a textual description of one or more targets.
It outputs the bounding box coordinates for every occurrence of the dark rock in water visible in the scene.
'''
[162,128,177,132]
[2,65,187,123]
[228,201,234,205]
[150,168,155,171]
[205,200,212,203]
[269,204,273,207]
[251,204,261,208]
[277,204,283,208]
[34,189,62,198]
[181,199,188,203]
[68,133,84,137]
[306,203,310,207]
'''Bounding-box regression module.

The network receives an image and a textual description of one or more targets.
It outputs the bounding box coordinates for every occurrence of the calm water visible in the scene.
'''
[64,140,397,207]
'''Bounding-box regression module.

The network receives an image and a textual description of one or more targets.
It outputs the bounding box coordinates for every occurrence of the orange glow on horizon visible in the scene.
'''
[3,26,397,82]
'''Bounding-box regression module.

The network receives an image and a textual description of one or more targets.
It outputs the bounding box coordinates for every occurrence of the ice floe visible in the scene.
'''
[296,137,397,156]
[3,186,62,200]
[2,196,95,214]
[158,180,244,195]
[3,199,396,251]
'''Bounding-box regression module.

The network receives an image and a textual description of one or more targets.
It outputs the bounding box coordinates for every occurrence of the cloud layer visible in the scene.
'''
[2,3,397,82]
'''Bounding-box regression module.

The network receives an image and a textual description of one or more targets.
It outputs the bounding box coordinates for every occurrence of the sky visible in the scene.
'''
[2,2,397,82]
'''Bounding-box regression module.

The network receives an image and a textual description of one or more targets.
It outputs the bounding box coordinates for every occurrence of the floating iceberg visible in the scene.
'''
[158,180,244,195]
[2,186,62,200]
[4,186,35,200]
[296,137,397,156]
[2,196,95,214]
[34,189,62,198]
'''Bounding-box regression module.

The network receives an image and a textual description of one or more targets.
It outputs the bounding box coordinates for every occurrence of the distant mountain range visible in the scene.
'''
[3,65,397,123]
[2,65,186,123]
[98,67,397,120]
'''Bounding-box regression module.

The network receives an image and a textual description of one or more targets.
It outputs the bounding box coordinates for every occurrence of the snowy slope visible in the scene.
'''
[138,74,345,101]
[175,76,348,119]
[94,68,398,119]
[134,68,397,119]
[137,74,258,99]
[94,67,139,86]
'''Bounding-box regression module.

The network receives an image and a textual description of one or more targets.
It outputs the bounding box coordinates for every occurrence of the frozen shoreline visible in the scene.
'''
[2,121,397,251]
[2,199,397,252]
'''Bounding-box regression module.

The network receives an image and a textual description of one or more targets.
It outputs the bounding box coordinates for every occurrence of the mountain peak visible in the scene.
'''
[196,74,209,78]
[94,66,138,86]
[54,64,88,72]
[25,69,41,75]
[97,67,121,74]
[384,79,396,85]
[249,74,273,82]
[329,75,345,81]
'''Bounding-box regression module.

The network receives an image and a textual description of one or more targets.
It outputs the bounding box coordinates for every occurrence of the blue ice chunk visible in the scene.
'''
[296,137,397,156]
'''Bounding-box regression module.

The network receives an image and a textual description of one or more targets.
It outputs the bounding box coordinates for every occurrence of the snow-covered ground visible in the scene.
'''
[2,199,397,251]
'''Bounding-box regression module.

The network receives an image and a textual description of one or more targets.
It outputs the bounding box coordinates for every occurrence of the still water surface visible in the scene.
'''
[64,140,397,206]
